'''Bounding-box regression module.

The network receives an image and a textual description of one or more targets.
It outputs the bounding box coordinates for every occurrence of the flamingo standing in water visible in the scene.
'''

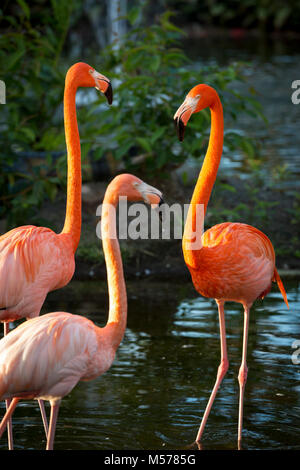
[174,84,289,448]
[0,62,112,448]
[0,173,163,450]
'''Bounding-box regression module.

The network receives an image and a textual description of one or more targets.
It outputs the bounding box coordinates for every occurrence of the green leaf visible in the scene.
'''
[136,137,152,154]
[240,139,256,159]
[20,127,36,142]
[219,183,237,193]
[149,55,161,73]
[151,127,167,144]
[274,6,291,29]
[6,48,26,71]
[127,6,140,26]
[115,141,132,160]
[93,147,106,161]
[17,0,30,19]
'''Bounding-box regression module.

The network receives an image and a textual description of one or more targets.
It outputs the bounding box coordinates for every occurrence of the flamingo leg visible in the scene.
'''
[46,401,60,450]
[38,399,49,437]
[3,323,13,450]
[5,399,13,450]
[237,303,251,449]
[0,398,19,441]
[195,300,229,443]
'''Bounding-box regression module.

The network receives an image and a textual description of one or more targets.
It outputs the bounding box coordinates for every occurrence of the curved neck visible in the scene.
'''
[61,78,82,252]
[101,188,127,351]
[183,95,224,267]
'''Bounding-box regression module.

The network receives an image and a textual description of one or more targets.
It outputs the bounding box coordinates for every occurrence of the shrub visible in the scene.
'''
[0,2,264,227]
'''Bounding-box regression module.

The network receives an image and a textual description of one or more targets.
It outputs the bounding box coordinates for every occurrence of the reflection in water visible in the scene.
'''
[0,279,299,450]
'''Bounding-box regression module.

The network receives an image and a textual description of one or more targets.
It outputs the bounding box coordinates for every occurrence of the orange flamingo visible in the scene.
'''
[0,173,163,450]
[174,84,289,449]
[0,62,112,448]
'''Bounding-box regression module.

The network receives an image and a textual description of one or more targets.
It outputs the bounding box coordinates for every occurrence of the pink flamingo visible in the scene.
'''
[174,84,289,448]
[0,173,163,450]
[0,62,112,448]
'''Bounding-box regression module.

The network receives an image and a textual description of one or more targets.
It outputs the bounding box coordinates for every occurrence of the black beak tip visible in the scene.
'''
[158,197,164,222]
[174,117,185,142]
[104,82,113,105]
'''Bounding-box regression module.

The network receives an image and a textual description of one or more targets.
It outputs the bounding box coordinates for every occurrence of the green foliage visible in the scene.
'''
[290,192,300,227]
[93,6,265,178]
[0,0,77,226]
[0,2,265,228]
[76,240,103,264]
[208,178,279,229]
[166,0,300,31]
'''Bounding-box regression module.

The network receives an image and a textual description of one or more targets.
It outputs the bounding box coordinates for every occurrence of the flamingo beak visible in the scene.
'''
[158,197,164,222]
[91,70,113,105]
[104,82,113,105]
[173,95,200,141]
[174,116,186,142]
[173,103,192,142]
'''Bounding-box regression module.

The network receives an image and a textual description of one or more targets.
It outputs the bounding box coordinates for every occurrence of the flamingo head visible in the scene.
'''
[108,174,164,208]
[173,84,217,141]
[67,62,113,104]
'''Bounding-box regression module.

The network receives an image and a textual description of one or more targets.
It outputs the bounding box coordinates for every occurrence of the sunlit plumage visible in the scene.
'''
[0,62,112,449]
[0,174,163,450]
[174,84,288,449]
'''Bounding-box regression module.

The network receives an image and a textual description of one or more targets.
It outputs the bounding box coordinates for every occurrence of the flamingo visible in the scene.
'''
[174,84,289,449]
[0,62,112,448]
[0,173,163,450]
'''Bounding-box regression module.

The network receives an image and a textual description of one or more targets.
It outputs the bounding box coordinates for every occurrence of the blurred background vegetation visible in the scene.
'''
[0,0,299,268]
[167,0,300,32]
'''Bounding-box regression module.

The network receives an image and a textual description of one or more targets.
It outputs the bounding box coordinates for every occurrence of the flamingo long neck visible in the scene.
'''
[61,77,82,252]
[183,94,224,268]
[101,189,127,351]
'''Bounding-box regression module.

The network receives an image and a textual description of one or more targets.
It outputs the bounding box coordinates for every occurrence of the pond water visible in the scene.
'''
[0,278,299,451]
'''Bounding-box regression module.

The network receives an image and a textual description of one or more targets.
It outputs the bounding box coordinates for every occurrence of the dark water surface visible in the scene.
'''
[0,278,299,451]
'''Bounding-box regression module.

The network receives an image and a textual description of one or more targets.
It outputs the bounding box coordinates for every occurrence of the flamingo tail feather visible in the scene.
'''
[273,267,289,309]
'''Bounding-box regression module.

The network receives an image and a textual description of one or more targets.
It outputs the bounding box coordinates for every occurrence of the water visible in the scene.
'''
[0,278,299,450]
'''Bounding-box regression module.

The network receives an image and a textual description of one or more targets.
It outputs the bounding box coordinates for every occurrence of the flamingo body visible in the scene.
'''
[0,62,112,326]
[0,312,115,403]
[0,227,74,322]
[187,222,277,305]
[0,62,112,449]
[174,84,289,448]
[0,173,163,450]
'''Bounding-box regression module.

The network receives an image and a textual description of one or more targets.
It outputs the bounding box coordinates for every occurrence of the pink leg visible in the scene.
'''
[38,400,49,437]
[5,399,13,450]
[0,398,19,441]
[46,401,60,450]
[238,303,251,449]
[4,322,13,450]
[195,300,229,443]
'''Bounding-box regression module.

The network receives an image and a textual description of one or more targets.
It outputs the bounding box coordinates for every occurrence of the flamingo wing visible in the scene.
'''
[0,226,75,320]
[0,312,103,402]
[189,222,280,304]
